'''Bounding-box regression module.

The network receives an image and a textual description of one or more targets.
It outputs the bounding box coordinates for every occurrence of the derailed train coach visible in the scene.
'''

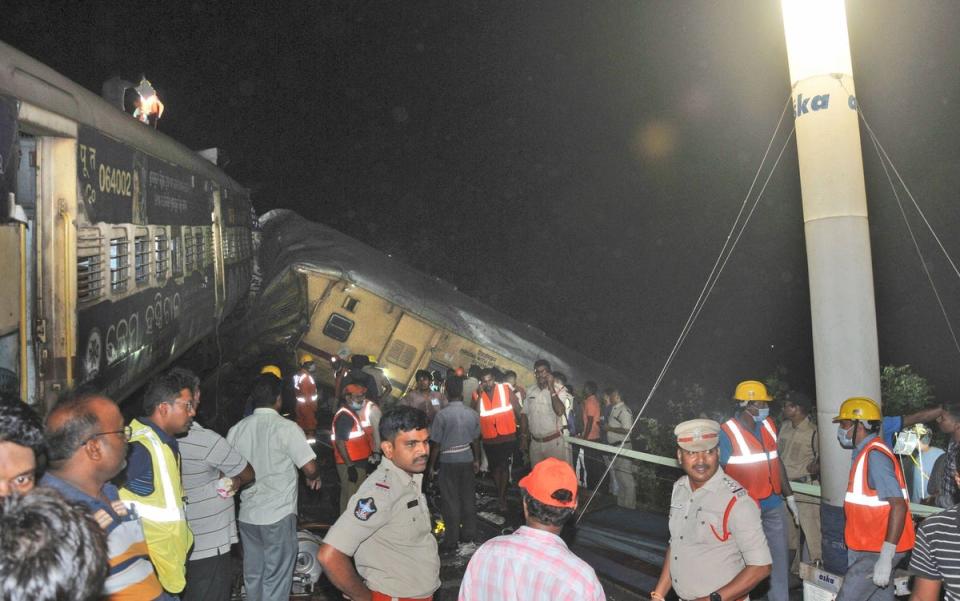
[245,209,634,401]
[0,40,253,410]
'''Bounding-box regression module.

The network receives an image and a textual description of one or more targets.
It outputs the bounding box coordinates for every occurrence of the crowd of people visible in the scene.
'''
[1,361,960,601]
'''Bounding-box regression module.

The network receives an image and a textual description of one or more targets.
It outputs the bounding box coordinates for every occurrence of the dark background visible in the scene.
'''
[5,1,960,406]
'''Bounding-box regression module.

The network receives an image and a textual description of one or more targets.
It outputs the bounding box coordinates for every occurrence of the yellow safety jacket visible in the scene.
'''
[119,419,194,594]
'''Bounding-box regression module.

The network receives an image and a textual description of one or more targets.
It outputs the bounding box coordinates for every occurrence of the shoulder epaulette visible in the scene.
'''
[722,476,747,498]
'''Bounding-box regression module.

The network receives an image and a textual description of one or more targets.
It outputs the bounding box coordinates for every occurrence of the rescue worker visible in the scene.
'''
[652,419,772,601]
[120,371,195,596]
[834,397,914,601]
[340,355,381,403]
[293,353,320,437]
[333,384,374,512]
[133,77,164,127]
[718,380,799,601]
[475,367,520,512]
[317,406,441,601]
[521,359,573,466]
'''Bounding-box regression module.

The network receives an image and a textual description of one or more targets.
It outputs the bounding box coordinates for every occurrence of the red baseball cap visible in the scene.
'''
[518,458,578,508]
[343,384,367,395]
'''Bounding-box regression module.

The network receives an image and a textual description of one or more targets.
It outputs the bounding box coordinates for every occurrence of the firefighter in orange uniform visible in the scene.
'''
[332,384,374,513]
[834,397,914,601]
[718,380,799,601]
[294,354,320,437]
[474,368,521,512]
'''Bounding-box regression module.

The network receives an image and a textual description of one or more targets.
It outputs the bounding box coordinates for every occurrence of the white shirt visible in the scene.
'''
[226,407,315,525]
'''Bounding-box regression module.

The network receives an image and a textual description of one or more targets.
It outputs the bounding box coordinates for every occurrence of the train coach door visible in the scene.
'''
[379,312,440,393]
[211,188,226,318]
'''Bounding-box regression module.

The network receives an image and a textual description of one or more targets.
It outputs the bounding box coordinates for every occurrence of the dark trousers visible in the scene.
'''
[183,551,233,601]
[438,461,477,550]
[583,444,605,490]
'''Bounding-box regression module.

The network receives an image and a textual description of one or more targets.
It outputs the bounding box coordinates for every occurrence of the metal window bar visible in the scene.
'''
[134,235,150,285]
[154,233,168,280]
[109,236,129,293]
[204,228,214,266]
[77,229,104,303]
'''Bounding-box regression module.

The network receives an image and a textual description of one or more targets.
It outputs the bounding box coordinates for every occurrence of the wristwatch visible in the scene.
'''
[710,593,722,601]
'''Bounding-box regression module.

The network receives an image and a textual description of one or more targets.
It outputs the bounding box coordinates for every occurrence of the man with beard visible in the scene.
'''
[44,390,168,600]
[318,406,440,601]
[120,372,197,596]
[652,419,771,601]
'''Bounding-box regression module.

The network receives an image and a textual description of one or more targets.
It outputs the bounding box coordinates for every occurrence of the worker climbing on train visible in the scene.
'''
[332,384,374,513]
[718,380,799,601]
[294,353,320,438]
[133,77,164,128]
[833,397,914,601]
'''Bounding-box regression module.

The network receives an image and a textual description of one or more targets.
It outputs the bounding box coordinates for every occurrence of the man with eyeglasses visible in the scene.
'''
[652,419,771,601]
[120,371,197,596]
[0,393,47,497]
[43,389,170,600]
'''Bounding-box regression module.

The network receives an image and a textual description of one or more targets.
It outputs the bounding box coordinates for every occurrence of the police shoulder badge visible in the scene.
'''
[354,497,377,521]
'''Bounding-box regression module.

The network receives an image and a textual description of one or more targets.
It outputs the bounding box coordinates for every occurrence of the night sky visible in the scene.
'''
[5,1,960,407]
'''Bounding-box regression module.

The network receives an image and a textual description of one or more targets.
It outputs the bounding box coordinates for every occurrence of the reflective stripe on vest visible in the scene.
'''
[330,407,373,463]
[125,425,184,523]
[844,438,915,552]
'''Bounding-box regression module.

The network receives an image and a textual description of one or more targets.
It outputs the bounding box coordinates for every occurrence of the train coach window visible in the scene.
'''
[184,228,195,272]
[154,232,168,281]
[109,233,129,292]
[77,228,104,303]
[171,231,183,277]
[322,313,354,342]
[342,296,359,313]
[134,233,150,286]
[195,232,204,268]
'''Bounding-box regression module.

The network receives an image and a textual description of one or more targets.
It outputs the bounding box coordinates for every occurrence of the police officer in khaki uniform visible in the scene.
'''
[317,405,440,601]
[652,419,772,601]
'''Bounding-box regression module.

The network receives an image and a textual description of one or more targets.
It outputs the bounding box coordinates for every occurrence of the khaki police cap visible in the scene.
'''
[674,419,721,452]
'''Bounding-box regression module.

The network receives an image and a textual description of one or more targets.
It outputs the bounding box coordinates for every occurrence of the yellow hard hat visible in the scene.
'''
[260,364,282,379]
[367,354,378,365]
[833,396,881,422]
[733,380,772,402]
[300,353,315,365]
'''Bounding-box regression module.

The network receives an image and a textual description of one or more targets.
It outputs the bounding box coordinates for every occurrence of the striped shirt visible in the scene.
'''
[180,421,249,560]
[458,526,605,601]
[910,504,960,601]
[41,473,165,601]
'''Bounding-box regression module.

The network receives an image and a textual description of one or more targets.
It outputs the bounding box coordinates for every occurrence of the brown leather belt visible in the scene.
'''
[531,431,562,443]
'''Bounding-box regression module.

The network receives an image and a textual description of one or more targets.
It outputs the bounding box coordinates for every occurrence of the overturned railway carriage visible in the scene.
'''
[0,40,252,410]
[248,210,633,399]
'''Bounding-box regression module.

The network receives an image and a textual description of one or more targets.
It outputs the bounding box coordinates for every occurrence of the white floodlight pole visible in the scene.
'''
[781,0,881,573]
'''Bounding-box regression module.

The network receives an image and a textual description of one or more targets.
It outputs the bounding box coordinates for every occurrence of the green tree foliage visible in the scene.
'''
[880,364,934,417]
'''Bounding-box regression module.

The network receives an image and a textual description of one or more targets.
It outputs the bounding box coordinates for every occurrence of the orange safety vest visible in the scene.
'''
[330,407,373,464]
[844,438,915,553]
[478,383,517,440]
[294,369,319,433]
[721,417,782,501]
[359,400,376,450]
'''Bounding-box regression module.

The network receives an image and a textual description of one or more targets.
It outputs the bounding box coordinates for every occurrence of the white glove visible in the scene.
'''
[872,541,897,588]
[369,452,381,465]
[785,495,801,526]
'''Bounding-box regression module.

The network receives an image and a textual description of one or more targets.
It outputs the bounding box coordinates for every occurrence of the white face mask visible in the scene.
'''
[753,407,770,422]
[837,424,855,448]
